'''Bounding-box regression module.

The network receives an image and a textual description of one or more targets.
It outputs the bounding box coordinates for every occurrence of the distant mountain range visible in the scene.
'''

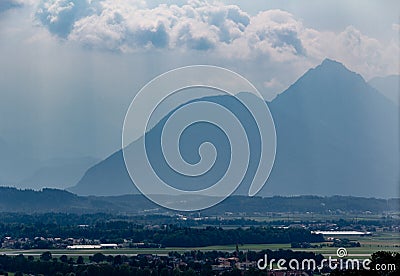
[0,141,99,190]
[0,187,398,214]
[69,59,399,198]
[368,75,399,105]
[17,157,99,190]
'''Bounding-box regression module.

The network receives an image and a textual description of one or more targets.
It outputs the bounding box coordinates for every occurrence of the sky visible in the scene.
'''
[0,0,399,162]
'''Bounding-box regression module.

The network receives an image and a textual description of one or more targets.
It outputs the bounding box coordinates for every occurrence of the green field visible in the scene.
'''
[1,231,398,261]
[224,212,399,223]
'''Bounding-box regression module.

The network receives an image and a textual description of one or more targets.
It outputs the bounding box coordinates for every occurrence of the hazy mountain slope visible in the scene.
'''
[0,137,38,185]
[70,93,255,196]
[18,157,99,190]
[266,59,399,197]
[368,75,399,105]
[70,59,399,198]
[68,150,135,195]
[0,137,6,183]
[0,136,98,189]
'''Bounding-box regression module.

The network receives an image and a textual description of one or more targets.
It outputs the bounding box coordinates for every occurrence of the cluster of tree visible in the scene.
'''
[153,226,324,247]
[290,242,319,249]
[207,195,400,214]
[0,253,182,276]
[331,238,361,248]
[0,221,323,248]
[0,212,397,234]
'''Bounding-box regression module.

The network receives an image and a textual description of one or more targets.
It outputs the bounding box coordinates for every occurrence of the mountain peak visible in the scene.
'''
[321,58,343,66]
[316,58,353,74]
[282,58,367,93]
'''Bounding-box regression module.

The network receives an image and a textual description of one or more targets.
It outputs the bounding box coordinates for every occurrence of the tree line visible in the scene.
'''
[1,222,324,248]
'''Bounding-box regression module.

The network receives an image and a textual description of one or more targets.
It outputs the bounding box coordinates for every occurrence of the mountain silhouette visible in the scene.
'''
[69,59,399,198]
[265,59,399,197]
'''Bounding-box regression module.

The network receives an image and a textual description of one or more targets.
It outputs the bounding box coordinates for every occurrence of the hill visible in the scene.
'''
[0,187,398,214]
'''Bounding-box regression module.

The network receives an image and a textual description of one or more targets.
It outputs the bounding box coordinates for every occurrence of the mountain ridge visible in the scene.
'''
[1,187,399,214]
[69,59,399,198]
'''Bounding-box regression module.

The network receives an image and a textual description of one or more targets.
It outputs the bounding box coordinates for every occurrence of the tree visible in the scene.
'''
[40,251,52,261]
[60,255,68,263]
[113,255,123,265]
[183,268,196,276]
[77,256,84,264]
[91,253,106,263]
[160,268,169,276]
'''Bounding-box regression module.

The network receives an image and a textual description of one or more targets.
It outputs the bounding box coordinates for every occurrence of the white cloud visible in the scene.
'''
[43,0,75,23]
[63,1,252,52]
[34,0,398,80]
[1,0,398,162]
[304,26,400,79]
[219,9,306,62]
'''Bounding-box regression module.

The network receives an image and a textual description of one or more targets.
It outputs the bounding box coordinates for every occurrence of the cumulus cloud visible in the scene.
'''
[34,0,398,79]
[63,0,253,52]
[36,0,94,37]
[36,1,306,57]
